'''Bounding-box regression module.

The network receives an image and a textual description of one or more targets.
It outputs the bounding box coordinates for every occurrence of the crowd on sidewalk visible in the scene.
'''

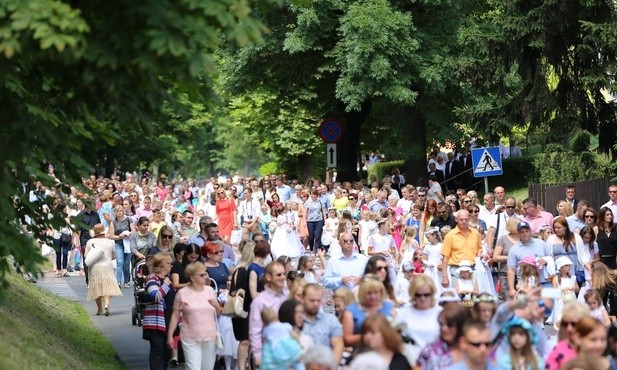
[23,159,617,370]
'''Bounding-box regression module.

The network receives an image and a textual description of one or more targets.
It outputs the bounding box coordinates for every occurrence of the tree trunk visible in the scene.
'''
[403,105,427,186]
[337,101,372,182]
[297,154,315,182]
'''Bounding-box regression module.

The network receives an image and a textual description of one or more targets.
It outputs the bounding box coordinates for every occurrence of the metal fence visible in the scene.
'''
[528,177,612,211]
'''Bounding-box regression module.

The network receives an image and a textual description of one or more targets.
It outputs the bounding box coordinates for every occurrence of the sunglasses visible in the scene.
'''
[348,197,356,200]
[437,211,446,215]
[272,272,285,277]
[463,200,471,203]
[466,340,492,348]
[342,239,354,243]
[217,192,225,195]
[161,234,173,239]
[561,320,577,328]
[375,266,388,271]
[415,293,432,298]
[505,206,516,209]
[469,210,479,214]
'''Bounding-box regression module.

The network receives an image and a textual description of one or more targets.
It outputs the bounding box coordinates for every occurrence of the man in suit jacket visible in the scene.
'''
[444,152,462,190]
[428,162,444,184]
[458,148,473,188]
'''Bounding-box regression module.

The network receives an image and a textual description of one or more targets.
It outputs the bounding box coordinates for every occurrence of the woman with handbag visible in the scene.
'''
[167,261,222,370]
[84,223,122,316]
[229,241,256,370]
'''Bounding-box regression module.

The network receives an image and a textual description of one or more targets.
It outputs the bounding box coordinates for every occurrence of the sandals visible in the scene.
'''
[55,272,62,277]
[96,310,102,316]
[63,272,70,277]
[104,306,109,316]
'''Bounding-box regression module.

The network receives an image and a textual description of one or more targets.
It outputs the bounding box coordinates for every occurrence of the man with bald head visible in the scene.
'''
[493,186,506,208]
[323,232,368,290]
[441,209,483,287]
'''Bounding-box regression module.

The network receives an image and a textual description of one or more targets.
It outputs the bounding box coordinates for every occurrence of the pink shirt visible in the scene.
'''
[524,211,554,233]
[545,340,577,370]
[173,286,217,342]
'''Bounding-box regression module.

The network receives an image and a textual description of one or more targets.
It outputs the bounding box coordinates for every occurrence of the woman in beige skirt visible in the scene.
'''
[84,223,122,316]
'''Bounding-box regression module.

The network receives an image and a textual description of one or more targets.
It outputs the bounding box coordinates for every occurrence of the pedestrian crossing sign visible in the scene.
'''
[471,147,503,178]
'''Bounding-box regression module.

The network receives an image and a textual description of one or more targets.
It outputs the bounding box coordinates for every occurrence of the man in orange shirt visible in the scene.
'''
[441,209,482,287]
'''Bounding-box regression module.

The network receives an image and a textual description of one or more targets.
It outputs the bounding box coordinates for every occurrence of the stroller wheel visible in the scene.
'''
[137,311,143,327]
[132,306,137,326]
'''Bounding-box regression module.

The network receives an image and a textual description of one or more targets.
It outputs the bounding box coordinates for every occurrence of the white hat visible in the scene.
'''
[555,256,573,271]
[456,260,473,274]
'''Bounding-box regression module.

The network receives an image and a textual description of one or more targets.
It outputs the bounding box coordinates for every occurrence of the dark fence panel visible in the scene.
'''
[528,178,611,212]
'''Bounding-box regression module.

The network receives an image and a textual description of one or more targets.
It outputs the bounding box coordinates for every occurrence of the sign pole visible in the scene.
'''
[484,177,489,195]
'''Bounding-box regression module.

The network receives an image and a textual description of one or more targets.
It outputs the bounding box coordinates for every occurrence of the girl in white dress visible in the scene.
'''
[321,208,339,250]
[422,227,447,293]
[455,261,478,303]
[358,209,378,254]
[270,205,304,259]
[367,220,397,276]
[549,256,579,325]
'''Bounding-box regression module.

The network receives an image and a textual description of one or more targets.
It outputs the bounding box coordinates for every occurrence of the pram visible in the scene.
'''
[131,258,149,326]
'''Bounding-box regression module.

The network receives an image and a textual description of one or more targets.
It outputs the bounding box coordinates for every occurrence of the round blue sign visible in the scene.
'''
[319,118,343,143]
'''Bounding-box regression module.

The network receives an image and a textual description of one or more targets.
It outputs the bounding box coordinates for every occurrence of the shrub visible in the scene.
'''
[367,160,405,182]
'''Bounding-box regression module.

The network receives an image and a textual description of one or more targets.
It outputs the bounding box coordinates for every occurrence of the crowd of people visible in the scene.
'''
[27,164,617,370]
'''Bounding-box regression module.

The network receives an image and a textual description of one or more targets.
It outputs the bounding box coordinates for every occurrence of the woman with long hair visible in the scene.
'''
[419,199,437,245]
[415,302,469,370]
[360,314,411,370]
[229,241,256,370]
[395,275,442,349]
[547,217,584,285]
[594,207,617,269]
[545,301,590,370]
[363,256,395,302]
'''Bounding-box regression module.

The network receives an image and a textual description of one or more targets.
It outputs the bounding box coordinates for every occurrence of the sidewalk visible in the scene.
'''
[39,271,156,370]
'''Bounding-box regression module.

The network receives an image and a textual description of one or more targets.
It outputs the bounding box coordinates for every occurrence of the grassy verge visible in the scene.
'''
[0,272,126,370]
[508,186,528,202]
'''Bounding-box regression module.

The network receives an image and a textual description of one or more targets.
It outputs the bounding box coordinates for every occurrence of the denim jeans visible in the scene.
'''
[53,238,71,270]
[307,220,324,252]
[115,244,131,285]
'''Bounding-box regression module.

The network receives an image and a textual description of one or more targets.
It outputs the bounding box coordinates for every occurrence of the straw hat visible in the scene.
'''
[93,223,106,237]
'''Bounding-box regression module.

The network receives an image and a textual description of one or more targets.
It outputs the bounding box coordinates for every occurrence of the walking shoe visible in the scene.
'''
[169,357,178,367]
[67,267,74,273]
[104,306,109,316]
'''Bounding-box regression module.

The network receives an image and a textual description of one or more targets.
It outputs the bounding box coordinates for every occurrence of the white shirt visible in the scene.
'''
[238,198,262,222]
[397,198,413,215]
[478,205,497,225]
[396,305,443,348]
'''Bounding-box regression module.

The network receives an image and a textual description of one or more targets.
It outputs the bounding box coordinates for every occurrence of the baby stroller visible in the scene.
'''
[131,258,149,326]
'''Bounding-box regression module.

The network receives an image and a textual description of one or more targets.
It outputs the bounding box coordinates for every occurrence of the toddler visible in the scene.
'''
[586,289,611,327]
[260,308,302,370]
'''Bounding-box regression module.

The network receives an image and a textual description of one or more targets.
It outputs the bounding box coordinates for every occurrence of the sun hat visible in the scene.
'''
[501,317,538,345]
[519,255,537,267]
[457,260,473,274]
[555,256,573,271]
[93,223,106,237]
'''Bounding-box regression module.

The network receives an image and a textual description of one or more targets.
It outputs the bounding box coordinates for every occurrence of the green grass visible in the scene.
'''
[508,186,528,202]
[0,271,127,370]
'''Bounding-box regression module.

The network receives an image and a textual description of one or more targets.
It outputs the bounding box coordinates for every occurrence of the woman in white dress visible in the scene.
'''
[270,203,304,259]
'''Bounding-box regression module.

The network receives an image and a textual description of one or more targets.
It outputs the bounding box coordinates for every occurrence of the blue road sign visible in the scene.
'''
[471,147,503,178]
[319,118,343,143]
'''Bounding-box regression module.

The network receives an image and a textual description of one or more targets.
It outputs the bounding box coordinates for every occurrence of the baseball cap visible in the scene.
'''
[517,221,531,231]
[402,262,415,272]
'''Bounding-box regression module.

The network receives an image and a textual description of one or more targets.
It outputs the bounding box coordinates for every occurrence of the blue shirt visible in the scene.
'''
[367,199,388,213]
[323,253,368,290]
[565,214,586,233]
[302,309,343,347]
[276,184,293,202]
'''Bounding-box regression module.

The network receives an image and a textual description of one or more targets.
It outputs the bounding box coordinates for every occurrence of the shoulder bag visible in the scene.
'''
[221,269,248,318]
[84,243,104,266]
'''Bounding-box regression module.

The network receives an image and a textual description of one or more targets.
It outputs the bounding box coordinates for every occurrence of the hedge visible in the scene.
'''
[367,160,405,183]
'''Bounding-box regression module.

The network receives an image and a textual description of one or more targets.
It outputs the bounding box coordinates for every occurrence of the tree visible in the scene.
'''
[458,0,617,156]
[224,0,476,183]
[0,0,266,281]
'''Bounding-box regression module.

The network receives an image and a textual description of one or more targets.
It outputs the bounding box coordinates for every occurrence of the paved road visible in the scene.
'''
[39,271,159,370]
